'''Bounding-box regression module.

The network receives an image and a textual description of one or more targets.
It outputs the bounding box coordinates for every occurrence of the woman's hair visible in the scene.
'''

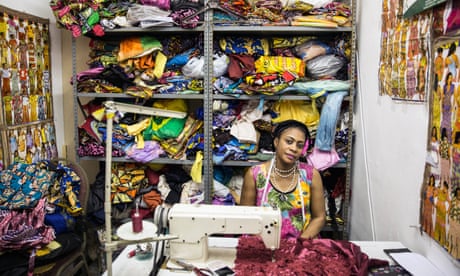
[272,119,310,142]
[448,42,457,56]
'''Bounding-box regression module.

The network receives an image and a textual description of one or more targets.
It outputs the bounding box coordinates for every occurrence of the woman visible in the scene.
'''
[445,42,459,83]
[447,188,460,259]
[434,180,449,247]
[240,119,326,239]
[422,174,436,236]
[439,127,451,190]
[441,73,454,144]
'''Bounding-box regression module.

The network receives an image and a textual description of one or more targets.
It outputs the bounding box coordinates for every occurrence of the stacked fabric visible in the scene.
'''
[49,0,352,37]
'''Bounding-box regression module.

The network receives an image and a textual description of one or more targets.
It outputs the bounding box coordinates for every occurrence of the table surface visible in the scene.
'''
[103,238,405,276]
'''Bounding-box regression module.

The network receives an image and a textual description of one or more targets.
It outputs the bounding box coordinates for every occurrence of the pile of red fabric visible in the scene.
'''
[234,236,388,276]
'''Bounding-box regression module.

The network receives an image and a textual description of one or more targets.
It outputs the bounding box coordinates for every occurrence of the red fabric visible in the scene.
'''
[227,54,255,80]
[234,236,388,276]
[145,167,160,186]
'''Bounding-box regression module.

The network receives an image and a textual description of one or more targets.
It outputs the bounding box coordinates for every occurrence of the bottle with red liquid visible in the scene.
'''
[132,202,143,233]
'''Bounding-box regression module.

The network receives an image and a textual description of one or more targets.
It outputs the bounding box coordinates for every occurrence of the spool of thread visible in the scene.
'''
[132,203,143,233]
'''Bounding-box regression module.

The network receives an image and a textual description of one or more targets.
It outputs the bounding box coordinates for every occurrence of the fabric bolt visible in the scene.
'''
[315,90,348,151]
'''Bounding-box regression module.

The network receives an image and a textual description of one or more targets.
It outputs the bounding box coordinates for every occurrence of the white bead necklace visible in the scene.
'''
[271,165,298,200]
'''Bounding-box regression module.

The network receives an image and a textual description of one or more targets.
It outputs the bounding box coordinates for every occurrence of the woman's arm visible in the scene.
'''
[300,168,326,239]
[240,167,257,206]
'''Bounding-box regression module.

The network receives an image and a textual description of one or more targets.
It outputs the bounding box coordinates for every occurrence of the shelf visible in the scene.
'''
[77,93,204,100]
[100,25,353,36]
[217,160,348,168]
[78,157,348,168]
[79,156,196,166]
[213,25,353,34]
[97,26,204,38]
[213,94,352,101]
[77,93,351,101]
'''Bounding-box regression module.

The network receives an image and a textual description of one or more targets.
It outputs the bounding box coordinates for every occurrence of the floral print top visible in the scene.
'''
[250,160,313,238]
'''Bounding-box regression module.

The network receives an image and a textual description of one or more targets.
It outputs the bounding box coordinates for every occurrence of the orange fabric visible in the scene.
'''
[143,190,162,210]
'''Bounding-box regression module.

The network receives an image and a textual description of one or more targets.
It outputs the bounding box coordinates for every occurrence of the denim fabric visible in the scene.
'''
[279,79,350,98]
[315,91,348,151]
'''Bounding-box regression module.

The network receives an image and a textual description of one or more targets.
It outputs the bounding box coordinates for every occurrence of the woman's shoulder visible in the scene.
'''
[251,160,271,173]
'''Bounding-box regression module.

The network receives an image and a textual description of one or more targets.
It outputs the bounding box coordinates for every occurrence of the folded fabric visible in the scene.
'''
[118,37,162,62]
[126,140,165,163]
[307,147,340,171]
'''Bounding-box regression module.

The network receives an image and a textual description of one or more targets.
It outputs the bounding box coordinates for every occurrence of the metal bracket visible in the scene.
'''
[103,100,187,119]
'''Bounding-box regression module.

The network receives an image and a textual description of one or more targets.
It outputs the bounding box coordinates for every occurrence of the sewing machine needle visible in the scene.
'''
[271,250,275,262]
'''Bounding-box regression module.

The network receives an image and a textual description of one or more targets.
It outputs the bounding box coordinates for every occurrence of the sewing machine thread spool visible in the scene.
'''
[132,202,143,233]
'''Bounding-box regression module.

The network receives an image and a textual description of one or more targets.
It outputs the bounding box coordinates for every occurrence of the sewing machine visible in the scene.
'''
[164,203,281,262]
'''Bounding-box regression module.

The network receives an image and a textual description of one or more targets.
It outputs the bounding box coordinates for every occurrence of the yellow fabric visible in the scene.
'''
[153,52,167,79]
[91,107,106,121]
[149,99,187,134]
[254,56,305,77]
[191,151,203,183]
[272,100,320,128]
[136,133,144,149]
[36,241,62,257]
[126,118,151,136]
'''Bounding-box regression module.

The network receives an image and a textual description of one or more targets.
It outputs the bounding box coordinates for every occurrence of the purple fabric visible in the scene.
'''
[140,0,171,10]
[126,141,165,163]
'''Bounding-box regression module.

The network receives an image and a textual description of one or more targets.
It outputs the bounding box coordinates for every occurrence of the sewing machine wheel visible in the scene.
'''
[153,205,171,234]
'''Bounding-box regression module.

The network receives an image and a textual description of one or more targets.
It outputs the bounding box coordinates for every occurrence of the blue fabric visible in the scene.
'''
[45,211,76,235]
[315,91,348,151]
[278,79,350,98]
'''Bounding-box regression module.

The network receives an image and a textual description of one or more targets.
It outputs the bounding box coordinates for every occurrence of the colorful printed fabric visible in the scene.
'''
[219,37,270,56]
[111,163,147,204]
[0,197,55,250]
[251,161,313,238]
[0,162,55,210]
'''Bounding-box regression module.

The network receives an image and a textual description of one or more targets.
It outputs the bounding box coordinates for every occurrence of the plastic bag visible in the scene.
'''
[182,54,229,79]
[294,40,334,61]
[307,54,345,79]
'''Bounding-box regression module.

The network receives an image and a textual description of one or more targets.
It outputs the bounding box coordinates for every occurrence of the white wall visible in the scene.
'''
[352,0,460,275]
[1,1,64,156]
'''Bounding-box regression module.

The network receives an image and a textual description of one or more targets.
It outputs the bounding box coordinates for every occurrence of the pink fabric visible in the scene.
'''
[445,1,460,34]
[234,236,387,276]
[307,147,340,171]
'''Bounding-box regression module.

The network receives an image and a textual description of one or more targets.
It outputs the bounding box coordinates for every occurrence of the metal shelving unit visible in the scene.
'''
[71,2,356,270]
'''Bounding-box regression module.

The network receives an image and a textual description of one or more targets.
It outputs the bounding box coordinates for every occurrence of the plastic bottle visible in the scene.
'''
[132,202,143,233]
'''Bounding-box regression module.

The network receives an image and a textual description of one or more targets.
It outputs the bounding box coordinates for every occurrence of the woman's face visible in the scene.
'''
[274,127,306,165]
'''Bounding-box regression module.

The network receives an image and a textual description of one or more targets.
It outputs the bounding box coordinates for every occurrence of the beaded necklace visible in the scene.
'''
[262,158,306,225]
[271,165,297,200]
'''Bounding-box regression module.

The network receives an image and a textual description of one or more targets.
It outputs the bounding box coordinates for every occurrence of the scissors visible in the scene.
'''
[171,259,214,276]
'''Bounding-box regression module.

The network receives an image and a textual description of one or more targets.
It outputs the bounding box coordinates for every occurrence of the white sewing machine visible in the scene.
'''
[165,203,281,262]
